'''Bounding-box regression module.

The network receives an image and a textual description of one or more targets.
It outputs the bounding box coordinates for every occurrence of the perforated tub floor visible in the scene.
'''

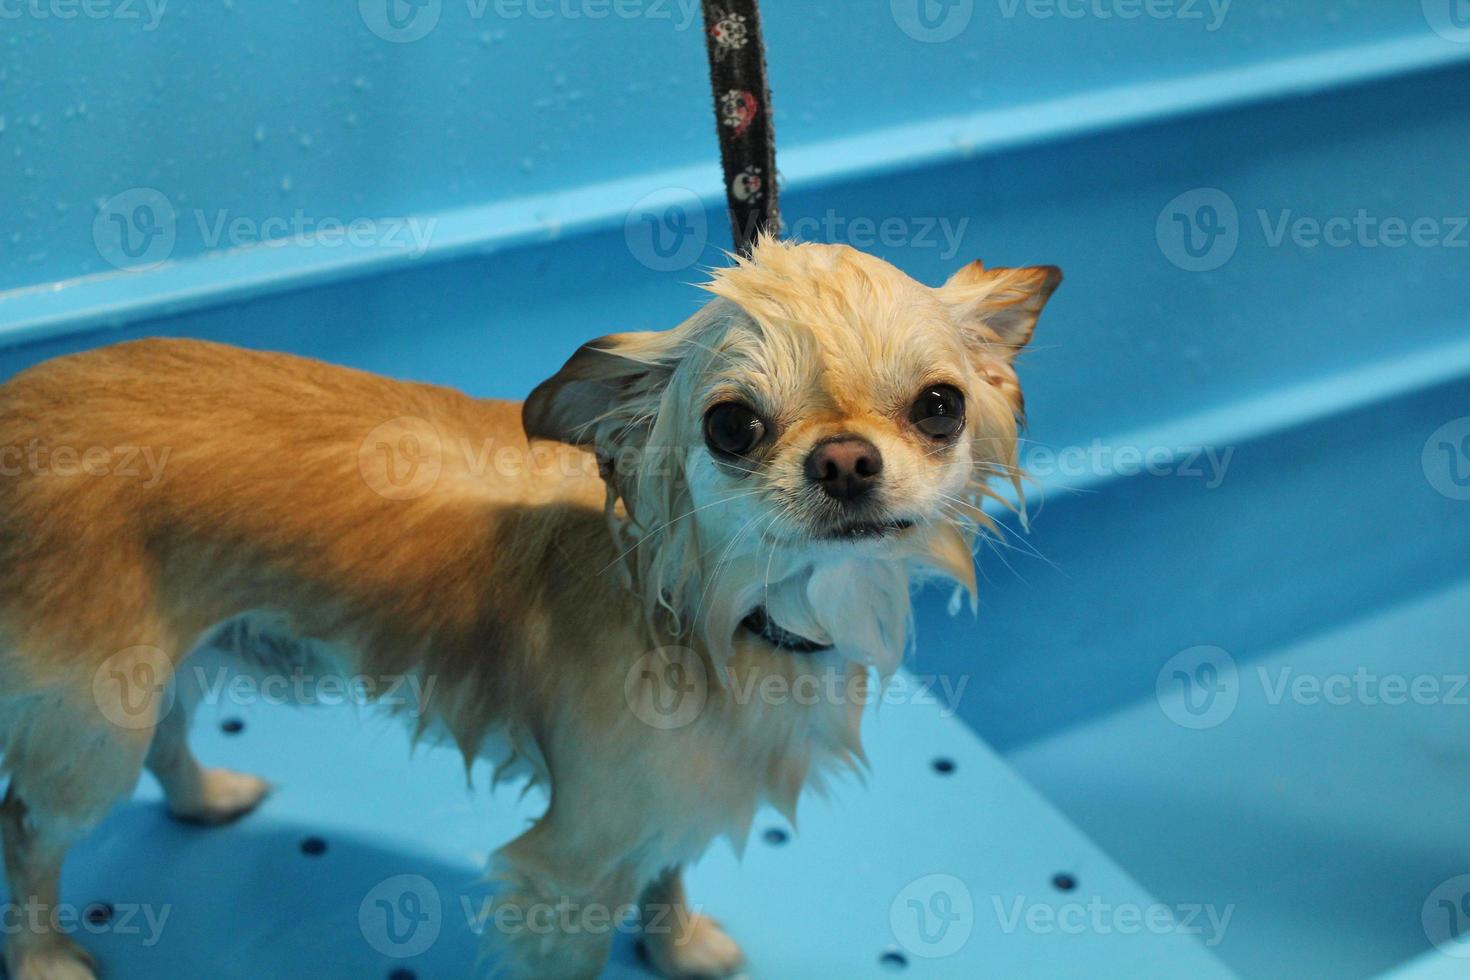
[19,667,1231,978]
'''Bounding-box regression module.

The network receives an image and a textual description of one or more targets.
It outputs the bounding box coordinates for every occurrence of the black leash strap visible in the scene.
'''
[701,1,779,254]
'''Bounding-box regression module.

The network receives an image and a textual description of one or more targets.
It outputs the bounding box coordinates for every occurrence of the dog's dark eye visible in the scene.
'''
[909,385,966,439]
[704,402,767,458]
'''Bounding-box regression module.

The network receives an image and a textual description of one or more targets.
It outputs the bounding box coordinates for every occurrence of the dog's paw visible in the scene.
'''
[5,936,98,980]
[168,768,271,826]
[642,914,745,979]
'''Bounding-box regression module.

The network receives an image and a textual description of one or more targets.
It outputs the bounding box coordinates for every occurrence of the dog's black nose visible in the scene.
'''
[805,437,883,501]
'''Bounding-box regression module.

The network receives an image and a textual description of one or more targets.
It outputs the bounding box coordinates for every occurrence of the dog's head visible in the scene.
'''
[525,239,1059,667]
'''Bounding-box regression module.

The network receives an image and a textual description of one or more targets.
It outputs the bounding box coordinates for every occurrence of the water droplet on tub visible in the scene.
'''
[353,75,368,91]
[279,176,292,193]
[519,157,534,174]
[298,133,312,150]
[253,124,266,144]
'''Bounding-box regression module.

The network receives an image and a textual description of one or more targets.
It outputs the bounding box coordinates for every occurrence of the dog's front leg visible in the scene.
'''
[145,696,271,825]
[486,816,641,980]
[638,866,745,979]
[0,690,161,980]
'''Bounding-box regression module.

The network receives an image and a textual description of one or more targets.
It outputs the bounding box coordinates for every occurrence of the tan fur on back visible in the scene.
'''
[0,337,863,867]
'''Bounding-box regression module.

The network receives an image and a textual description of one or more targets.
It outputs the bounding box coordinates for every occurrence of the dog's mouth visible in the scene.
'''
[740,606,834,654]
[822,517,915,541]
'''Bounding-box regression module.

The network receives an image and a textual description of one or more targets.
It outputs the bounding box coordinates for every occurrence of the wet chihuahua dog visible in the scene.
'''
[0,238,1058,979]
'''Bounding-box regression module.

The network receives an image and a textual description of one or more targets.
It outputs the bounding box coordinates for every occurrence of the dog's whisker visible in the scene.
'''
[690,506,773,630]
[599,487,767,573]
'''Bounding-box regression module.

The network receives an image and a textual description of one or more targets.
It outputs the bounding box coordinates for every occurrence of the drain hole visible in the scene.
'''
[300,836,328,857]
[1052,872,1077,892]
[762,827,789,846]
[221,718,245,735]
[932,757,956,775]
[84,903,113,926]
[880,949,909,970]
[388,970,417,980]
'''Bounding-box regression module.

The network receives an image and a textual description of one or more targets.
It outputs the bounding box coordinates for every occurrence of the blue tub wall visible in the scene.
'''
[2,1,1464,291]
[3,59,1467,451]
[911,366,1470,752]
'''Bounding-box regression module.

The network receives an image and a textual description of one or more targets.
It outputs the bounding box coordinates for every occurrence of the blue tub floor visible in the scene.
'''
[1012,574,1470,980]
[21,663,1233,978]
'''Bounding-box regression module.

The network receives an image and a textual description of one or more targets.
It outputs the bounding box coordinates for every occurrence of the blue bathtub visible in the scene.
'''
[2,3,1467,977]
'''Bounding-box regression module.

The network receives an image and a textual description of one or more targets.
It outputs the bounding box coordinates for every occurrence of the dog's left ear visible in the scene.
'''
[939,261,1062,358]
[523,331,681,447]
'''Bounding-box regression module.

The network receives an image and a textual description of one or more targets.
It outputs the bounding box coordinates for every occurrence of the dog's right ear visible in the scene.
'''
[523,331,680,447]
